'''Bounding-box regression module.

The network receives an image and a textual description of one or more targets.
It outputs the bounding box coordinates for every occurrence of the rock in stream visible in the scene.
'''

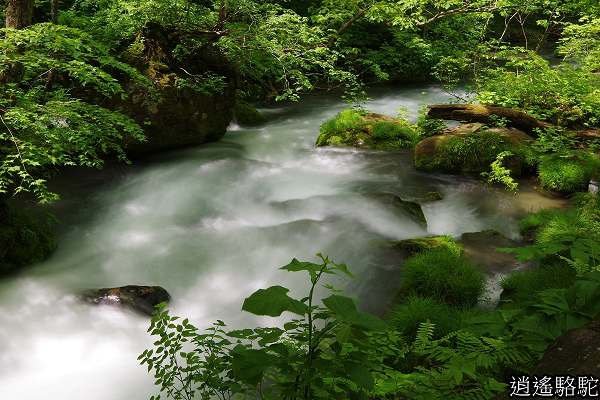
[81,285,171,316]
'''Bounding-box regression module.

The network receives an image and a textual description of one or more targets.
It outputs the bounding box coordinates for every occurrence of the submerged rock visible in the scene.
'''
[81,285,171,316]
[414,124,533,175]
[533,319,600,375]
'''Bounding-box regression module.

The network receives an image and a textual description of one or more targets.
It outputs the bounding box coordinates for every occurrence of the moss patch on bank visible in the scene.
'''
[316,109,420,150]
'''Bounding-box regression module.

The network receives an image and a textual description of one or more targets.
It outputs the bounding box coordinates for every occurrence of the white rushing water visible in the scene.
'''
[0,86,545,399]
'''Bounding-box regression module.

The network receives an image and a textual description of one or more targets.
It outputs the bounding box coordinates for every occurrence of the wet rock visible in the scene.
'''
[365,192,427,228]
[414,124,533,175]
[459,230,523,274]
[533,319,600,375]
[81,285,171,316]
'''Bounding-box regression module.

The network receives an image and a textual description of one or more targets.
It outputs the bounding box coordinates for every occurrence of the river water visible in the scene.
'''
[0,86,560,399]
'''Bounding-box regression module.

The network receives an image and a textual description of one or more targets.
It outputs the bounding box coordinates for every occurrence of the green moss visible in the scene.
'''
[0,205,57,275]
[538,152,600,193]
[234,101,266,126]
[399,248,485,307]
[500,264,576,303]
[389,296,463,339]
[316,109,419,150]
[415,129,531,175]
[392,235,462,258]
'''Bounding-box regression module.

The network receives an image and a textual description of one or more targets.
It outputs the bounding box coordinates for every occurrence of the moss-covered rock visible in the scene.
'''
[414,123,533,175]
[234,101,267,126]
[0,202,56,275]
[538,151,600,194]
[122,23,236,155]
[390,235,462,260]
[316,109,420,150]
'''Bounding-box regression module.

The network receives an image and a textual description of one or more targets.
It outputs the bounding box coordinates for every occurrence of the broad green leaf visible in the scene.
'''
[242,286,307,317]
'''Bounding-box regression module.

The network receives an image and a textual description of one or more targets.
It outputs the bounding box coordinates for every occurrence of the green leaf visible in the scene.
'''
[242,286,307,317]
[231,345,275,385]
[322,295,386,330]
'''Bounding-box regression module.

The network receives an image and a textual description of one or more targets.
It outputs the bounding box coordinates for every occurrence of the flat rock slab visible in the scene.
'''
[81,285,171,316]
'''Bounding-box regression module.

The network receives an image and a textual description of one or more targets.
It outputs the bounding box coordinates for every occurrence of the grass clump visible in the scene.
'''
[538,151,600,193]
[400,248,485,307]
[316,108,419,150]
[500,264,577,303]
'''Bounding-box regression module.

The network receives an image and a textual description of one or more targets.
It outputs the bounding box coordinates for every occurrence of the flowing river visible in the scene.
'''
[0,86,562,399]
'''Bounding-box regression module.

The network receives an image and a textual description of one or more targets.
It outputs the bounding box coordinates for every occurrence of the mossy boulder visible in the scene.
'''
[0,202,56,275]
[234,101,267,126]
[538,151,600,194]
[316,109,420,150]
[414,123,533,175]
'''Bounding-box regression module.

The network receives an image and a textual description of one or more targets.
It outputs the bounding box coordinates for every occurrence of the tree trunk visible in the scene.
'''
[5,0,34,29]
[50,0,59,23]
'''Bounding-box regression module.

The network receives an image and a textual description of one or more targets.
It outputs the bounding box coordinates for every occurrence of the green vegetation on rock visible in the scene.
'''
[316,109,420,150]
[414,126,533,175]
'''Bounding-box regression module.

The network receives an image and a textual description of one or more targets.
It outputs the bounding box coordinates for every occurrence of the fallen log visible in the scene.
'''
[427,104,551,133]
[427,104,600,140]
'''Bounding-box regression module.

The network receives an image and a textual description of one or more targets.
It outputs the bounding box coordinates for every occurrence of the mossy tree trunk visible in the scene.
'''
[5,0,34,29]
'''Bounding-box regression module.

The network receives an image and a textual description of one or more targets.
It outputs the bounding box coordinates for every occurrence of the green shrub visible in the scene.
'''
[538,152,600,193]
[389,296,462,339]
[400,248,485,307]
[500,264,577,303]
[508,194,600,273]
